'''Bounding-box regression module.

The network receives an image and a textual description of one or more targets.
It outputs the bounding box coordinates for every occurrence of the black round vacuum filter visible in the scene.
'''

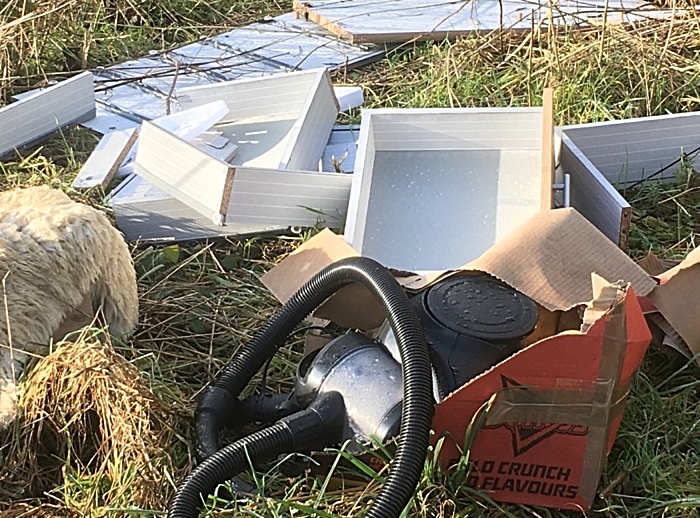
[425,274,539,341]
[412,273,538,395]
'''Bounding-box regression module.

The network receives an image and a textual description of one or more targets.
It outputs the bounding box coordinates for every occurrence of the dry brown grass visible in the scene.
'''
[0,328,179,516]
[2,1,700,517]
[0,0,287,101]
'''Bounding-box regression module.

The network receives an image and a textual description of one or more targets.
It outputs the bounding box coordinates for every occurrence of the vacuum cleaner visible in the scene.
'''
[168,257,538,518]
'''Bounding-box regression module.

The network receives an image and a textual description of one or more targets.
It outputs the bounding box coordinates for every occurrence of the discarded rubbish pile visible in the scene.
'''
[3,3,700,516]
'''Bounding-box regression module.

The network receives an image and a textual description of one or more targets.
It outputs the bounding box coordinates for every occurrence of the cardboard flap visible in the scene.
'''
[649,246,700,359]
[459,208,656,311]
[637,251,680,277]
[262,209,658,329]
[261,228,358,302]
[261,229,386,329]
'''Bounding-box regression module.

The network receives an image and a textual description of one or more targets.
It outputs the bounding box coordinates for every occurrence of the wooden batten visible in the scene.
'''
[541,87,555,211]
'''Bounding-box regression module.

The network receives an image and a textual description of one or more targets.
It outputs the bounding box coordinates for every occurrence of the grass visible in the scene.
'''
[2,1,700,517]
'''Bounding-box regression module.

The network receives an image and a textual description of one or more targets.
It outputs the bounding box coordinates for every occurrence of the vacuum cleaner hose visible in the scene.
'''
[170,392,346,518]
[185,256,435,518]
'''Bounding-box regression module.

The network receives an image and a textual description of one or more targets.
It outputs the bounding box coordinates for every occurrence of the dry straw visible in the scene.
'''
[0,327,177,516]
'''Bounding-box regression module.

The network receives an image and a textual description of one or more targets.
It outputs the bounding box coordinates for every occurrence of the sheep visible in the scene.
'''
[0,185,139,429]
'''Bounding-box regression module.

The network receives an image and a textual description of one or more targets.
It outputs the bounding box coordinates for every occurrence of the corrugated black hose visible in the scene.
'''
[169,391,346,518]
[171,256,435,518]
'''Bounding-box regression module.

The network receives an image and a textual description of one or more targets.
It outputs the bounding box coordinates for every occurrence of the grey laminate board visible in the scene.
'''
[561,112,700,186]
[292,0,679,44]
[108,174,287,243]
[0,72,95,158]
[345,108,544,272]
[72,128,138,190]
[178,69,339,171]
[109,125,359,242]
[558,134,631,249]
[226,167,352,227]
[134,122,235,224]
[178,70,320,122]
[83,12,383,134]
[283,72,340,171]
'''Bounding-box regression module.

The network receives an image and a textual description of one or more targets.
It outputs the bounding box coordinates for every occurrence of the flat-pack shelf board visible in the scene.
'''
[131,121,353,230]
[134,121,235,223]
[0,72,95,158]
[72,128,139,190]
[557,132,632,249]
[292,0,685,44]
[85,12,385,135]
[110,125,359,242]
[344,108,545,272]
[178,69,339,171]
[558,111,700,249]
[560,112,700,187]
[108,175,288,242]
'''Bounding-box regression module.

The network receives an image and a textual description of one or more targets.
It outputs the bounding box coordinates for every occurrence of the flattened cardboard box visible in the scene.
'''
[261,207,655,510]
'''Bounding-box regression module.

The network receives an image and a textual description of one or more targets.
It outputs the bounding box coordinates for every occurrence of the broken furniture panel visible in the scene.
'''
[292,0,681,44]
[72,128,139,190]
[151,100,230,142]
[134,121,235,225]
[334,86,364,112]
[131,120,352,231]
[557,111,700,249]
[344,108,545,272]
[560,112,700,188]
[0,72,95,159]
[177,69,339,171]
[557,132,631,250]
[109,125,359,242]
[224,166,351,227]
[85,12,383,135]
[108,175,286,242]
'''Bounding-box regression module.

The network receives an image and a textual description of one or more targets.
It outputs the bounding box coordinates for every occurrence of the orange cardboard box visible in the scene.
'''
[261,207,657,510]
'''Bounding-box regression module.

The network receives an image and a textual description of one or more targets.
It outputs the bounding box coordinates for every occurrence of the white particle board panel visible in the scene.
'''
[178,70,320,121]
[109,125,358,241]
[153,100,230,141]
[292,0,681,44]
[218,115,298,167]
[557,132,631,249]
[72,128,138,190]
[284,71,340,171]
[131,121,352,229]
[226,167,351,227]
[334,86,364,112]
[560,111,700,188]
[109,175,285,242]
[83,12,383,135]
[178,69,339,171]
[134,121,235,224]
[344,108,544,272]
[215,13,385,71]
[0,72,95,158]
